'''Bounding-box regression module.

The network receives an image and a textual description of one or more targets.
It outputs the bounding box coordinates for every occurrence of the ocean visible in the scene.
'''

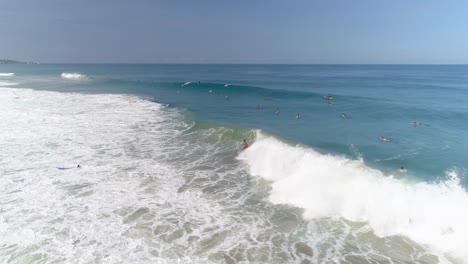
[1,64,467,263]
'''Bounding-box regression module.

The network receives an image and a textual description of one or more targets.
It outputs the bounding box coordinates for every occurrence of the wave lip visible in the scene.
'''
[0,73,15,77]
[61,72,86,80]
[239,131,468,261]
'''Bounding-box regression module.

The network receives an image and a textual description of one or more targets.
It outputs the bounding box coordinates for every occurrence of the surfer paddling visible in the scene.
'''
[398,166,407,173]
[324,94,333,106]
[380,136,391,142]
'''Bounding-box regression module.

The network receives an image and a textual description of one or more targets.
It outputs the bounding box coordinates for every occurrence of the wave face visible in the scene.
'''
[61,72,86,79]
[239,132,468,261]
[0,73,14,77]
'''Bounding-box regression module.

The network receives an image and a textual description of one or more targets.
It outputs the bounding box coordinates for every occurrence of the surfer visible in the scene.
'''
[57,164,81,170]
[341,113,347,119]
[380,136,390,142]
[256,104,261,110]
[275,108,280,116]
[242,139,249,150]
[296,113,300,119]
[412,121,422,126]
[398,166,407,173]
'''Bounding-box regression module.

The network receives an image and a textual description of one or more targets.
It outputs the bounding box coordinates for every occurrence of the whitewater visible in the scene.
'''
[0,86,462,263]
[3,63,468,263]
[0,73,15,77]
[61,72,86,79]
[240,133,468,261]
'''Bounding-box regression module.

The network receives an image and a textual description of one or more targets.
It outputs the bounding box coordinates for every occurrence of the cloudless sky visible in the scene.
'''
[1,0,468,63]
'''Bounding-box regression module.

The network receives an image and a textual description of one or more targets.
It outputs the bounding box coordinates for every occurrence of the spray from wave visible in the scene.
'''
[239,131,468,261]
[61,72,86,80]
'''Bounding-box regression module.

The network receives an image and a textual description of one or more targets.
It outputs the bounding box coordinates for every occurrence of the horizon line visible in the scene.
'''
[16,62,468,66]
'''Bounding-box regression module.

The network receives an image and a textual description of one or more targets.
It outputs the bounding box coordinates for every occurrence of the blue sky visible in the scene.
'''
[1,0,468,63]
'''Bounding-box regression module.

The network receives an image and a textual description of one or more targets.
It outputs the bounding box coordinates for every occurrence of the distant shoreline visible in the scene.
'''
[0,59,37,64]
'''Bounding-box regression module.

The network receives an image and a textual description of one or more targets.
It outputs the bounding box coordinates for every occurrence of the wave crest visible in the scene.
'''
[61,72,86,80]
[239,131,468,260]
[0,73,15,77]
[0,81,18,86]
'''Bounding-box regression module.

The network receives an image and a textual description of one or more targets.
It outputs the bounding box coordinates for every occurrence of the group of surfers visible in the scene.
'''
[241,93,424,174]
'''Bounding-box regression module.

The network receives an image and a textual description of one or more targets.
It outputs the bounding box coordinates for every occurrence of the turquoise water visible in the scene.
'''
[1,64,468,263]
[5,64,468,180]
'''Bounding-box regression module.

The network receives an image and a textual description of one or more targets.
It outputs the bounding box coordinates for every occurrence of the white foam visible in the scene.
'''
[61,72,86,80]
[239,132,468,261]
[0,88,215,263]
[0,81,18,86]
[0,73,14,77]
[0,87,457,262]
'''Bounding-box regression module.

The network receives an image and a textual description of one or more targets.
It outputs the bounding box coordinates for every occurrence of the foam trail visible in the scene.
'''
[239,131,468,261]
[0,73,15,77]
[224,84,230,87]
[61,72,86,80]
[182,81,191,87]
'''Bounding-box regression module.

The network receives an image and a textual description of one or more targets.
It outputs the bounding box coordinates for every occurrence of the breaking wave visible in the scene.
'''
[61,72,86,80]
[239,131,468,261]
[0,73,15,77]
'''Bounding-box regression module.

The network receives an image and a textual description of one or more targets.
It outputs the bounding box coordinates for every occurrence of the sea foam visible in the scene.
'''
[239,132,468,261]
[61,72,86,80]
[0,88,192,263]
[0,87,263,263]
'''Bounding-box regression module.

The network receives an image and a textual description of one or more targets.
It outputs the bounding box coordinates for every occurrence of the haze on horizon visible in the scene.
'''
[1,0,468,64]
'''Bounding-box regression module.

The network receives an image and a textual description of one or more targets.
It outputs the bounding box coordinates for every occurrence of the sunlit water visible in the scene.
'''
[1,64,468,263]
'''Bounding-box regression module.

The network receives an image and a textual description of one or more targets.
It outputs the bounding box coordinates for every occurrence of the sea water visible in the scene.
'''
[1,64,468,263]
